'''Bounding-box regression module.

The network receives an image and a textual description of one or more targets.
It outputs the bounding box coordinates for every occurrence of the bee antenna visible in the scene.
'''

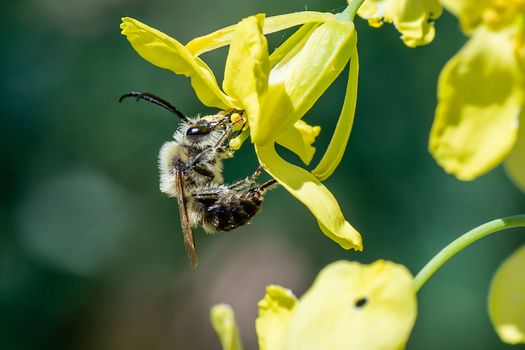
[119,92,190,122]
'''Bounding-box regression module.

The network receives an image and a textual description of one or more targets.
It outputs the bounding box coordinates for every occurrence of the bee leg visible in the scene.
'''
[192,164,216,180]
[227,166,264,190]
[192,190,221,200]
[258,179,278,193]
[191,125,234,167]
[217,146,235,159]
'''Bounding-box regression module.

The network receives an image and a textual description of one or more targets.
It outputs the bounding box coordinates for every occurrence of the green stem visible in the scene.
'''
[336,0,366,22]
[414,215,525,292]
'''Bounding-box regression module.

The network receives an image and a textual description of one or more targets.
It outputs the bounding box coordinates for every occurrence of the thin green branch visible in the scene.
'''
[414,215,525,292]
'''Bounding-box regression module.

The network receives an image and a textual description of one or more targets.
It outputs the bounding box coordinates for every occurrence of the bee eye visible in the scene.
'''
[186,125,211,135]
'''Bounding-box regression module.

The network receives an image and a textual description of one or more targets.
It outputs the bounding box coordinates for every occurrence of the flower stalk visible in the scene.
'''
[342,0,367,21]
[414,215,525,292]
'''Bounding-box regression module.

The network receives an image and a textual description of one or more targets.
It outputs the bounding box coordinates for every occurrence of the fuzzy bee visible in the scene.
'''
[119,92,276,267]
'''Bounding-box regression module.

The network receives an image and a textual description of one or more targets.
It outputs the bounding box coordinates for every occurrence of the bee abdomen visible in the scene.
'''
[202,188,264,232]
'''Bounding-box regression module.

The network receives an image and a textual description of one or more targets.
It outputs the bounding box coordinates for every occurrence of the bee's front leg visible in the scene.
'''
[191,125,234,167]
[217,146,235,159]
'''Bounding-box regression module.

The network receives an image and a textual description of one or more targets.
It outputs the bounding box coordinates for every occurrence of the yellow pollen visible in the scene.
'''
[230,112,242,124]
[482,8,502,26]
[230,112,247,132]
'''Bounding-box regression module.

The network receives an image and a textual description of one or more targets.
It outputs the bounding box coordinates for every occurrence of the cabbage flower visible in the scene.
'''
[121,11,362,250]
[211,260,417,350]
[429,1,525,191]
[488,245,525,344]
[357,0,442,47]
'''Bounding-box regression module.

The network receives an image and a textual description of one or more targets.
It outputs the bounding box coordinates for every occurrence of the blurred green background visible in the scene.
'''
[1,0,524,349]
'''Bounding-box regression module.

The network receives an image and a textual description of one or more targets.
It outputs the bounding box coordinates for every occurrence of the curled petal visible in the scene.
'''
[488,246,525,344]
[254,20,356,145]
[121,17,234,109]
[429,25,523,180]
[255,143,362,250]
[210,304,244,350]
[357,0,442,47]
[279,260,417,350]
[504,112,525,192]
[223,14,269,134]
[186,12,335,56]
[256,285,297,350]
[275,120,321,165]
[312,45,359,180]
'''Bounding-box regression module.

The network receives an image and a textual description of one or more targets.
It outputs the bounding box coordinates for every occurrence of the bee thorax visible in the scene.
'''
[158,140,224,197]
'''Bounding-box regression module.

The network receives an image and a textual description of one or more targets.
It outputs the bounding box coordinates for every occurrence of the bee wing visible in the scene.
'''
[175,169,198,268]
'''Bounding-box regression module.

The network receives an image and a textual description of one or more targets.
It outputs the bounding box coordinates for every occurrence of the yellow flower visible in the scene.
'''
[210,304,244,350]
[357,0,443,47]
[211,260,417,350]
[488,245,525,344]
[429,1,525,189]
[121,12,362,249]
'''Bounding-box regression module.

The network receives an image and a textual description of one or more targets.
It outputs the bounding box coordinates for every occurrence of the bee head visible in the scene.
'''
[183,111,245,142]
[185,114,231,137]
[186,124,214,136]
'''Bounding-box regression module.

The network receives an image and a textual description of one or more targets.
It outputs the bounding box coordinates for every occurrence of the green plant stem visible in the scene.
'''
[337,0,366,22]
[414,215,525,292]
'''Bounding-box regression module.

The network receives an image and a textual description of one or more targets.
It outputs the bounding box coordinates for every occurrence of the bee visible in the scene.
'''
[119,92,277,268]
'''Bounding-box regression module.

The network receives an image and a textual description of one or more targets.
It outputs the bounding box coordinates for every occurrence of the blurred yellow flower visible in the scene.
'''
[357,0,442,47]
[212,260,417,350]
[121,12,362,250]
[488,245,525,344]
[210,304,244,350]
[429,1,525,189]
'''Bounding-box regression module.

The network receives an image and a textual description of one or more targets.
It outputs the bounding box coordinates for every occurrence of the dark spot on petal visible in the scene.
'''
[354,297,368,308]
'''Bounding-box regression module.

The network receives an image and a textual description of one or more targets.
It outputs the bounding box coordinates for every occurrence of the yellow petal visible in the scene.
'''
[488,245,525,344]
[429,25,523,180]
[357,0,442,47]
[275,120,321,165]
[120,17,234,109]
[269,22,319,68]
[223,15,269,133]
[312,44,359,180]
[186,11,335,56]
[253,20,356,145]
[504,111,525,192]
[255,143,362,250]
[278,260,417,350]
[256,285,297,350]
[357,1,387,28]
[210,304,244,350]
